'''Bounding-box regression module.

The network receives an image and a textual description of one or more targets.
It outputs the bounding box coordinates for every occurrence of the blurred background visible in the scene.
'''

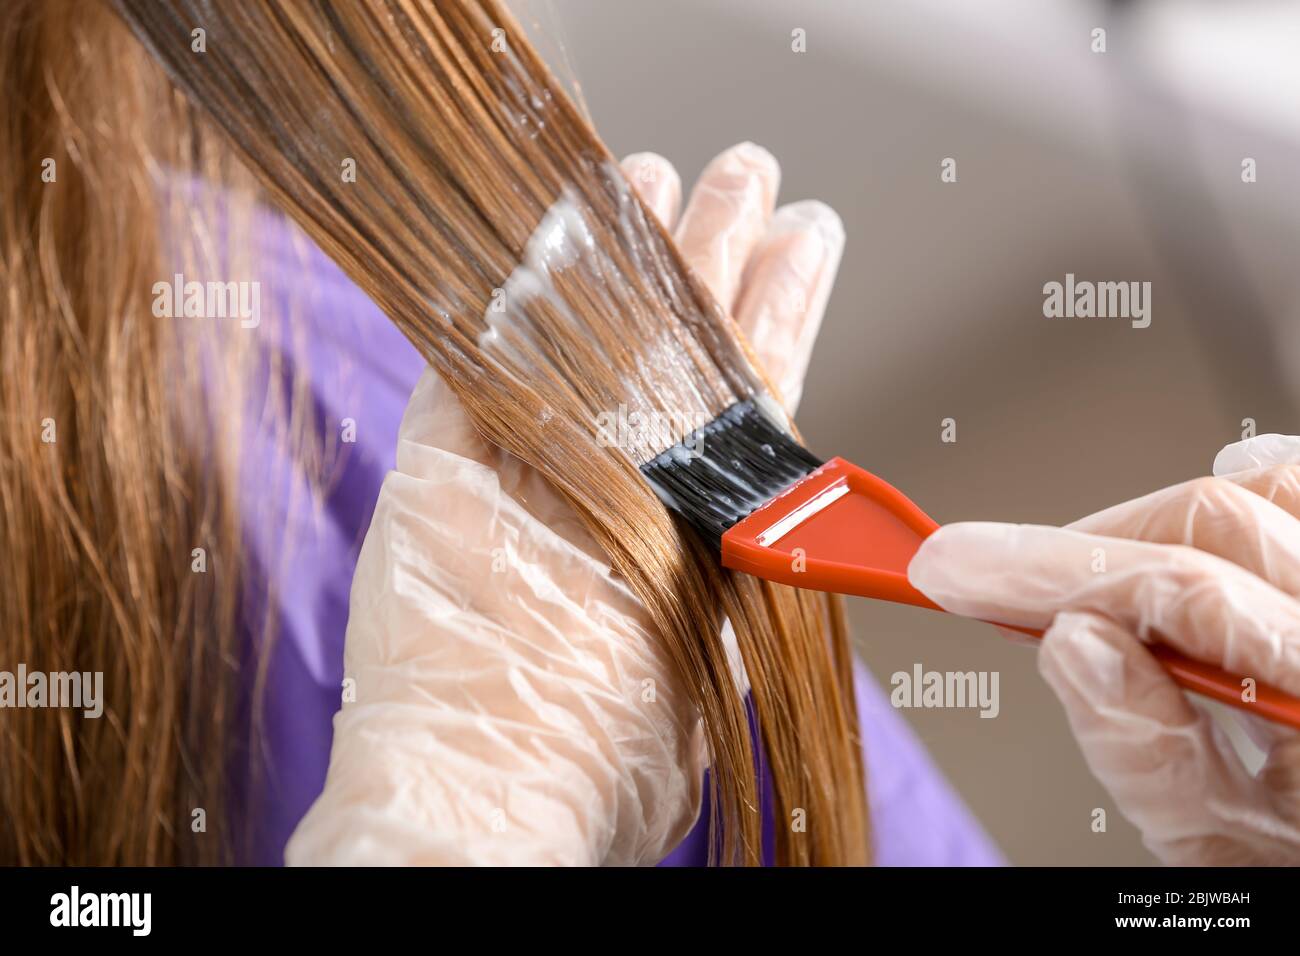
[525,0,1300,864]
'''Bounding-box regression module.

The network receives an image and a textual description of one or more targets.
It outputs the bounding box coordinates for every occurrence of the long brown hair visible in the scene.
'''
[0,0,259,864]
[3,0,869,864]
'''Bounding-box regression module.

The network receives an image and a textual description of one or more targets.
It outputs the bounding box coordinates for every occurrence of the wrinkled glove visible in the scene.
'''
[285,143,846,865]
[908,434,1300,865]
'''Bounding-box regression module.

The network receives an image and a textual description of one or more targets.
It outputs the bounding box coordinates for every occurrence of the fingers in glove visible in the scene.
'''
[620,152,682,230]
[732,200,844,413]
[1209,433,1300,525]
[1214,434,1300,476]
[1067,476,1300,598]
[674,141,780,312]
[1039,611,1296,864]
[908,521,1300,697]
[1218,463,1300,525]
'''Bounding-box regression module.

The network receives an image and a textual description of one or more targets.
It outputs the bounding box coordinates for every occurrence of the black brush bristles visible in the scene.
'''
[640,400,824,548]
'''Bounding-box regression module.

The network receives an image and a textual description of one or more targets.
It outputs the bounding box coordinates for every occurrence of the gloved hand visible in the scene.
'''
[908,434,1300,865]
[285,143,845,865]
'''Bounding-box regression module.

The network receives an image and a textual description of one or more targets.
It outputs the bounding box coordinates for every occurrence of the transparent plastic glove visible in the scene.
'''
[907,434,1300,865]
[285,144,845,865]
[628,143,843,412]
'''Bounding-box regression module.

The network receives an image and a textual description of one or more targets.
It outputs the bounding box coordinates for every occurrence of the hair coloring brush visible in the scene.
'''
[116,0,1293,736]
[643,399,1300,731]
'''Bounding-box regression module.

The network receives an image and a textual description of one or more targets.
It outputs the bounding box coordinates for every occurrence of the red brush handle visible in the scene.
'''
[722,457,1300,732]
[993,621,1300,729]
